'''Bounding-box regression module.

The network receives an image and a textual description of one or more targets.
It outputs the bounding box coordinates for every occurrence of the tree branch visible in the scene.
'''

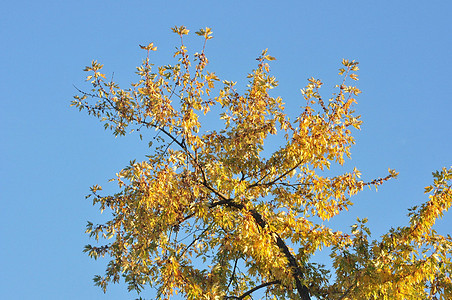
[227,258,239,290]
[337,279,357,300]
[209,199,311,300]
[225,280,282,299]
[178,225,212,259]
[248,159,304,189]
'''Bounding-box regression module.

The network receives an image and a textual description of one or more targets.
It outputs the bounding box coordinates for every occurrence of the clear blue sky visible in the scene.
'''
[1,1,451,298]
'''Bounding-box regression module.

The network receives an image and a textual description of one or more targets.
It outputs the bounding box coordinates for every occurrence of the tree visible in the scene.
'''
[72,26,452,299]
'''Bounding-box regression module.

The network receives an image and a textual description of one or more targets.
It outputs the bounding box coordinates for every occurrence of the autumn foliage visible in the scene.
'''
[72,26,452,299]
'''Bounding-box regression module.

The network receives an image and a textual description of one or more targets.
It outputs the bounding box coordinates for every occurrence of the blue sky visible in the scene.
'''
[1,0,451,298]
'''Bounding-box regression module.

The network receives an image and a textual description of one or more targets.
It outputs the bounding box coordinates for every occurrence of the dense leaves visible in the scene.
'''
[73,27,452,299]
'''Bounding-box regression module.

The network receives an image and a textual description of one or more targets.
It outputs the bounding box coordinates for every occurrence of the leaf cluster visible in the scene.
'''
[73,27,452,300]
